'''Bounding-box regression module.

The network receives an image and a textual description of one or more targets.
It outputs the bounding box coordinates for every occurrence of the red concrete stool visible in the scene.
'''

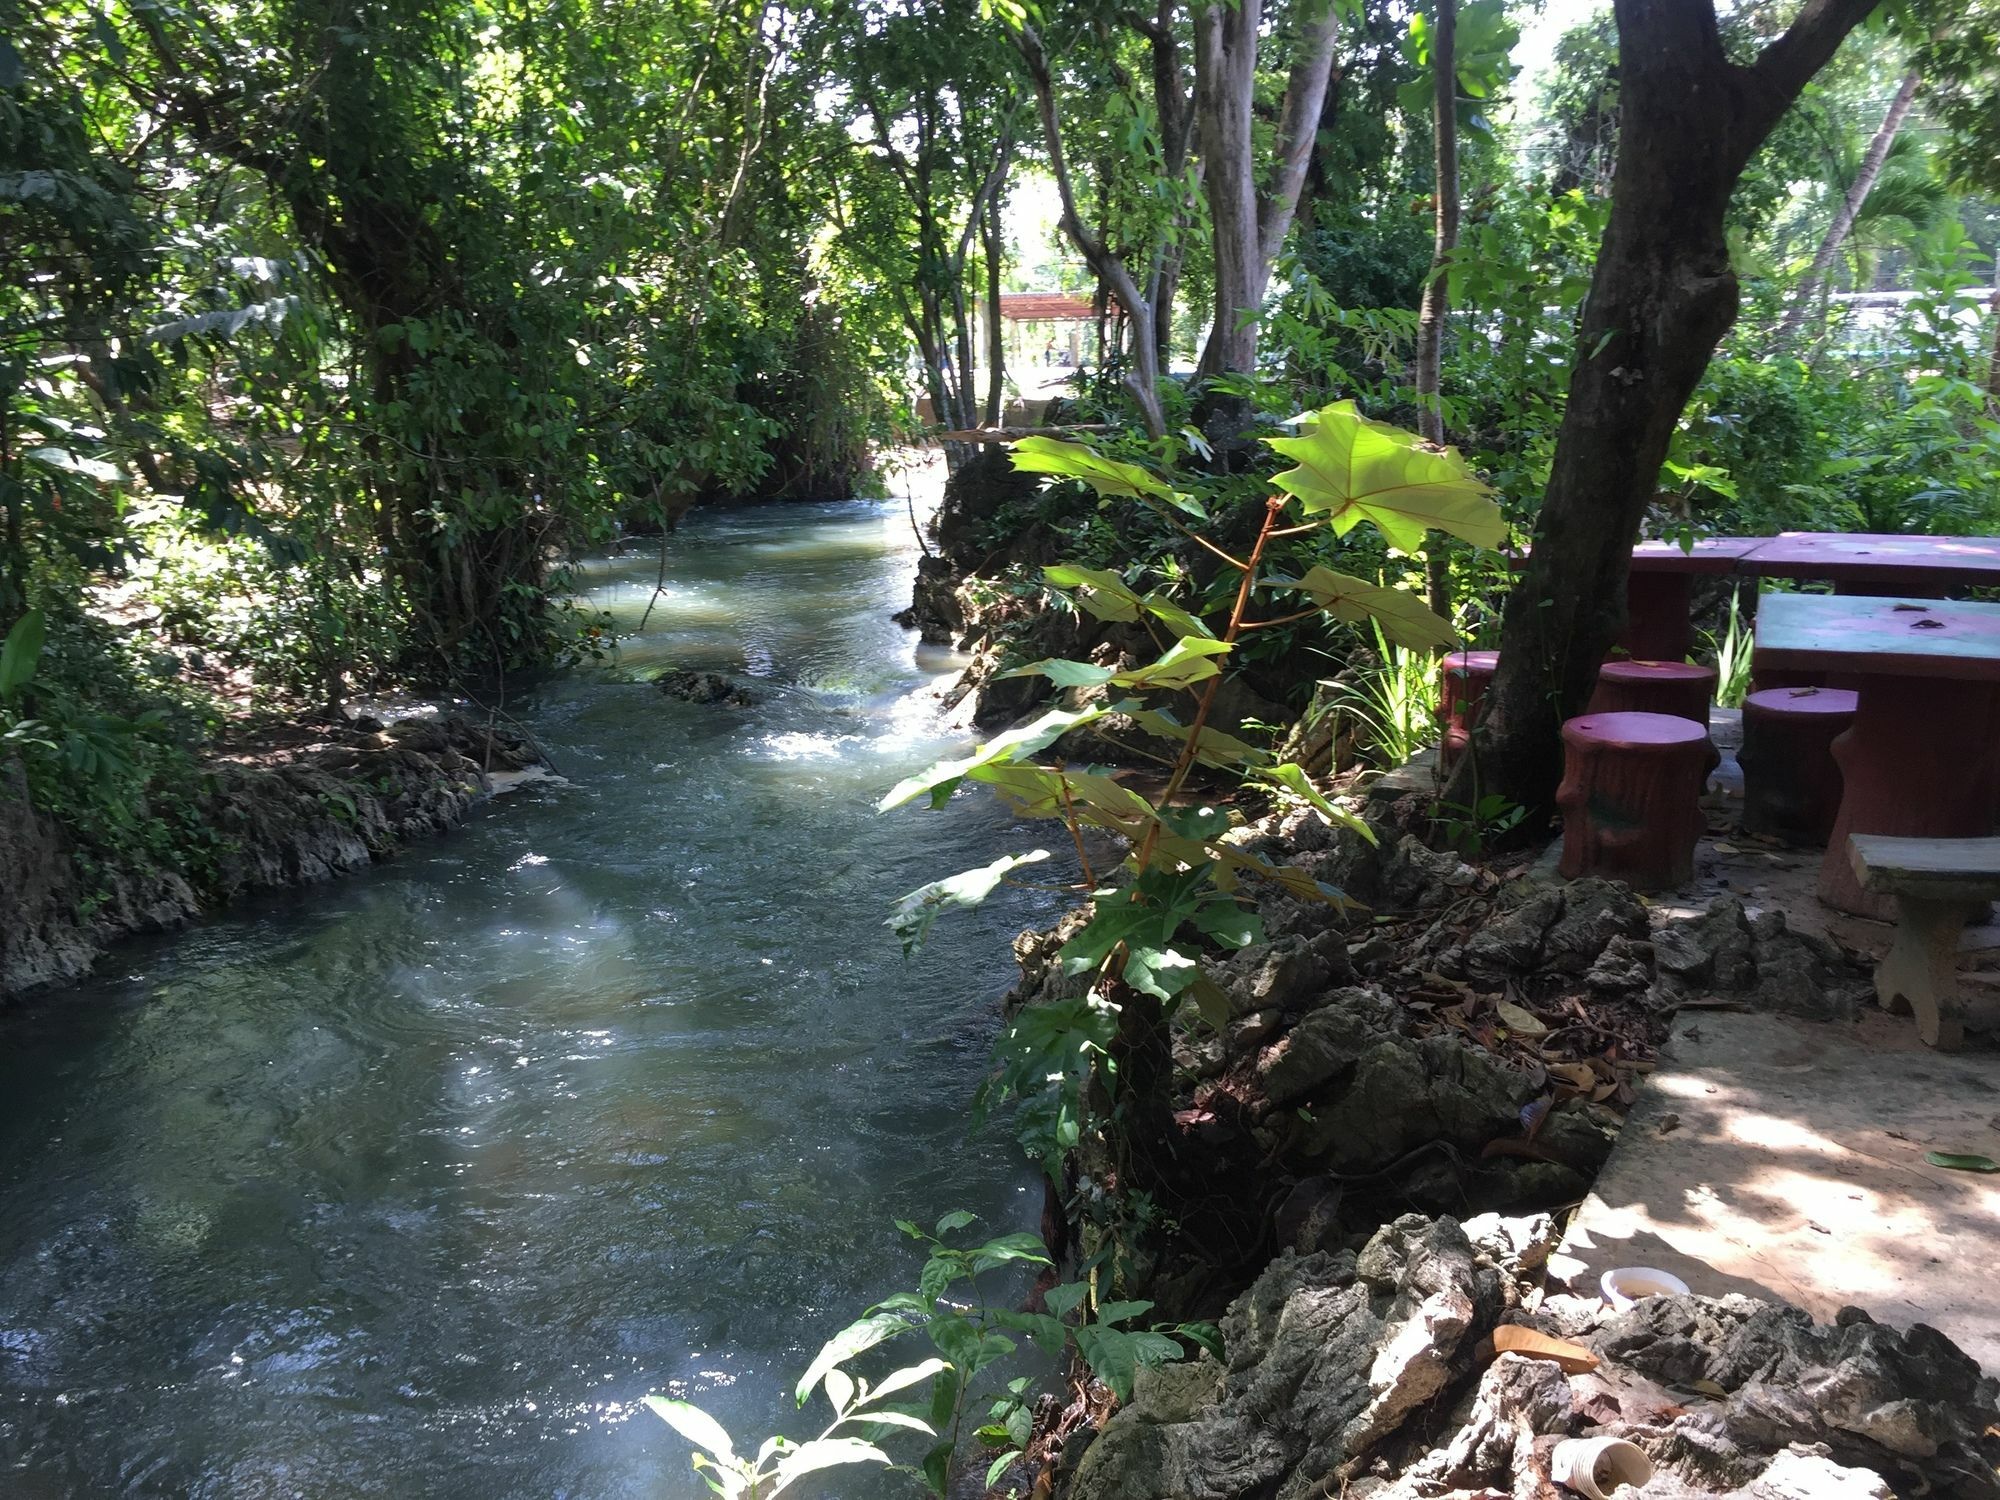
[1589,659,1718,725]
[1737,687,1857,847]
[1557,712,1719,892]
[1439,650,1499,767]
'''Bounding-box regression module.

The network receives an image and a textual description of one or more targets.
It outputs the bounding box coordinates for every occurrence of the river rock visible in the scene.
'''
[653,668,753,705]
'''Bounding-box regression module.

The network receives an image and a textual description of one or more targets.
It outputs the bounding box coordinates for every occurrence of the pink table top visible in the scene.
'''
[1752,594,2000,683]
[1629,537,1767,575]
[1741,532,2000,585]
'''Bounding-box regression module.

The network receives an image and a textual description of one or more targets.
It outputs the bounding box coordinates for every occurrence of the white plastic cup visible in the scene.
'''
[1551,1436,1655,1498]
[1600,1266,1691,1311]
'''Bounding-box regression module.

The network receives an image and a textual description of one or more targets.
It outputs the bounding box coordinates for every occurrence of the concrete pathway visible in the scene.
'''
[1551,1008,2000,1374]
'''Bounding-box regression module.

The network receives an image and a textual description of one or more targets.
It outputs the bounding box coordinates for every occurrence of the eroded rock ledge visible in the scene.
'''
[1060,1215,1998,1500]
[0,712,543,1003]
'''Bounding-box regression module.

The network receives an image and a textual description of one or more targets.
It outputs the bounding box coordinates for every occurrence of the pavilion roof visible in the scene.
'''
[998,292,1095,322]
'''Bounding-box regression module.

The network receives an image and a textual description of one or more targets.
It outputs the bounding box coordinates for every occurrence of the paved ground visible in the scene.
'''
[1552,1008,2000,1375]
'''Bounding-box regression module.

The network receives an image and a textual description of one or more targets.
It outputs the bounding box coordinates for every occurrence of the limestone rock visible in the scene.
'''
[1457,879,1648,985]
[1595,1295,1998,1493]
[0,762,97,994]
[1066,1217,1500,1500]
[1648,897,1870,1020]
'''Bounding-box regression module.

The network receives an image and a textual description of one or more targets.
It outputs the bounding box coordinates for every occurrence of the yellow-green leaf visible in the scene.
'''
[1265,401,1505,552]
[1127,709,1271,769]
[1044,563,1142,622]
[1292,566,1460,653]
[1111,637,1232,690]
[1011,436,1176,501]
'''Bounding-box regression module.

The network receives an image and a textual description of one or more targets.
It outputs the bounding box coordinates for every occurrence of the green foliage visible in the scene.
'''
[1324,619,1443,768]
[885,404,1500,1214]
[647,1211,1209,1498]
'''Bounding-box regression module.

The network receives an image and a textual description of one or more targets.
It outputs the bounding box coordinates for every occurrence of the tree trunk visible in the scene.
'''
[1987,282,2000,401]
[1193,1,1262,376]
[1776,67,1923,344]
[1471,0,1880,814]
[1016,22,1166,436]
[1193,0,1341,377]
[1416,0,1459,619]
[983,196,1006,427]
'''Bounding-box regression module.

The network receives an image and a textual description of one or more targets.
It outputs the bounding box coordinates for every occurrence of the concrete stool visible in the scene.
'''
[1439,650,1499,767]
[1589,659,1718,725]
[1738,687,1857,847]
[1557,712,1718,892]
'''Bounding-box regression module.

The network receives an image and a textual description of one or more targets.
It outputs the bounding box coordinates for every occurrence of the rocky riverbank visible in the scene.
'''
[981,773,1984,1498]
[1052,1211,1998,1500]
[0,710,544,1004]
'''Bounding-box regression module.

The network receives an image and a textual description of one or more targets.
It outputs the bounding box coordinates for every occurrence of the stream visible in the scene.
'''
[0,499,1058,1498]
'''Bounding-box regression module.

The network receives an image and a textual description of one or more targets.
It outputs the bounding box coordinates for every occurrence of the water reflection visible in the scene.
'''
[0,501,1053,1498]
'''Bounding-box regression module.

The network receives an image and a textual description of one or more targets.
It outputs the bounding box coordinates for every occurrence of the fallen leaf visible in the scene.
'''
[1491,1326,1600,1374]
[1547,1062,1597,1091]
[1712,841,1740,855]
[1657,1112,1681,1136]
[1496,999,1548,1038]
[1687,1378,1729,1399]
[1925,1151,2000,1174]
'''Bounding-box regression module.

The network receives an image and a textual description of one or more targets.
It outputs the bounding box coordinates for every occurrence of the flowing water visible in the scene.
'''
[0,500,1060,1498]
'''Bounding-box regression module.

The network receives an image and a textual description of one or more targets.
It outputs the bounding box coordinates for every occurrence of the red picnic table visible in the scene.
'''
[1741,532,2000,595]
[1618,532,2000,665]
[1750,593,2000,916]
[1622,538,1768,662]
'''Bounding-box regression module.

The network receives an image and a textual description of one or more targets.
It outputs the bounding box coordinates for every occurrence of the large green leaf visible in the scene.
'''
[794,1312,916,1405]
[1111,637,1233,690]
[1252,762,1376,843]
[0,608,46,700]
[771,1437,893,1489]
[1265,401,1504,551]
[1043,563,1142,622]
[877,704,1120,811]
[1000,657,1116,689]
[643,1397,736,1462]
[1140,593,1216,640]
[887,850,1051,954]
[1126,708,1270,769]
[1010,437,1177,502]
[1290,566,1459,653]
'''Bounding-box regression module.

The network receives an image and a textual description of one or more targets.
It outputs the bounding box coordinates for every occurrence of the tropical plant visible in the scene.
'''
[646,1211,1212,1498]
[1322,619,1443,768]
[882,401,1502,1263]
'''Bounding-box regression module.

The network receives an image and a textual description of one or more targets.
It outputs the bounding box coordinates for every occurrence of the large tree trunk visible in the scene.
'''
[1472,0,1879,813]
[1016,23,1166,436]
[1193,0,1341,377]
[983,196,1006,427]
[1987,283,2000,401]
[1416,0,1459,618]
[1193,0,1262,376]
[1776,66,1923,344]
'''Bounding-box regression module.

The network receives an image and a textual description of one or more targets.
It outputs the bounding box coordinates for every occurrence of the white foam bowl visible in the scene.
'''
[1601,1265,1691,1310]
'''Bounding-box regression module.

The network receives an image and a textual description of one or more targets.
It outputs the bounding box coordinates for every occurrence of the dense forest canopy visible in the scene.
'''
[5,0,2000,878]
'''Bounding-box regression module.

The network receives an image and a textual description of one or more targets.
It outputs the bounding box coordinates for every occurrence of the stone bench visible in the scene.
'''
[1848,834,2000,1049]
